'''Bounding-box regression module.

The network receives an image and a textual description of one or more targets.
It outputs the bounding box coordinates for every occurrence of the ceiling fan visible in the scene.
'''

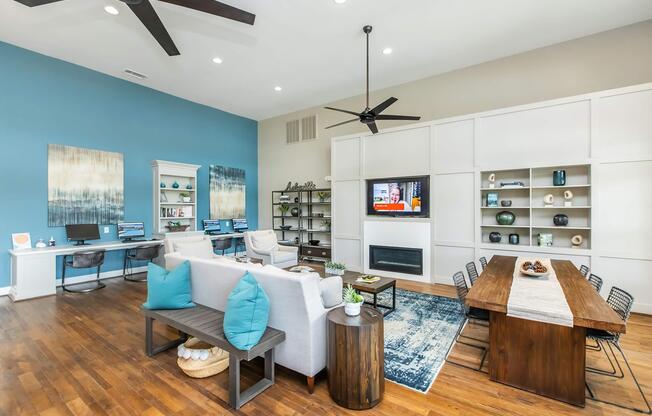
[325,25,421,134]
[13,0,255,56]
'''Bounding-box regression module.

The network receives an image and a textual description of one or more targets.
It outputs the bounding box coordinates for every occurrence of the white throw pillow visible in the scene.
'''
[251,232,278,252]
[319,276,343,308]
[174,239,215,259]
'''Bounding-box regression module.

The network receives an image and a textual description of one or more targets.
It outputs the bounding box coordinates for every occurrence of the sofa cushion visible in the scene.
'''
[224,272,270,350]
[143,261,195,310]
[318,276,343,308]
[174,239,214,259]
[251,232,278,252]
[272,250,296,263]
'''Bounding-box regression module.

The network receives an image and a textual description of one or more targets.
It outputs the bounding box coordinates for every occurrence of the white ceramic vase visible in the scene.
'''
[344,301,363,316]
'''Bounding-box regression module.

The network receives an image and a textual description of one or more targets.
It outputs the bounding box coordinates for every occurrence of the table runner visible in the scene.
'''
[507,257,574,327]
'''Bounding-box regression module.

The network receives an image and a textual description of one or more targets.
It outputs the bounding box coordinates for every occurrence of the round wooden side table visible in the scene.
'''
[327,305,384,410]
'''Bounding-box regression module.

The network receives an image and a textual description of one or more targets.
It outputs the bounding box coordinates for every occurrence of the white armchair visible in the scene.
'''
[244,230,298,268]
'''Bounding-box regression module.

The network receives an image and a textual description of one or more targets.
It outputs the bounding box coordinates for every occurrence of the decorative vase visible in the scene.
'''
[553,214,569,226]
[172,181,180,189]
[571,234,583,248]
[182,196,192,203]
[290,207,301,217]
[509,234,520,245]
[489,232,502,243]
[35,239,47,248]
[553,170,566,186]
[326,267,345,276]
[186,184,193,190]
[294,197,300,203]
[344,301,363,316]
[496,211,516,225]
[160,182,166,188]
[501,200,512,207]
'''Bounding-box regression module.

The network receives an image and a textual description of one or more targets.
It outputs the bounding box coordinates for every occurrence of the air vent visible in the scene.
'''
[124,69,148,80]
[286,119,300,144]
[301,115,317,140]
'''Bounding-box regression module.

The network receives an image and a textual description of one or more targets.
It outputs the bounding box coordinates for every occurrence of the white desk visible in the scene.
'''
[9,240,163,301]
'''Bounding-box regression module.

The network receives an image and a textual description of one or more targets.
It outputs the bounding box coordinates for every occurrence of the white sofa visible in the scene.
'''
[244,230,298,268]
[164,240,342,392]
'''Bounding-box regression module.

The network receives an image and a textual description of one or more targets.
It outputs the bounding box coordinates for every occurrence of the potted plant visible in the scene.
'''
[179,192,192,203]
[325,261,345,276]
[317,191,330,203]
[343,284,364,316]
[278,203,289,217]
[320,219,331,232]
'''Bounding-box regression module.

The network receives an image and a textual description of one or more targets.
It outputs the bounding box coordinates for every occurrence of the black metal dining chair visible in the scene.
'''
[588,273,603,293]
[445,271,489,372]
[212,237,233,255]
[585,286,651,414]
[579,264,590,277]
[479,256,488,271]
[123,245,161,282]
[466,261,480,286]
[61,250,106,293]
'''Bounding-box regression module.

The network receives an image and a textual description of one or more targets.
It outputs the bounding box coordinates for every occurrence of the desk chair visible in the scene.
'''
[579,264,590,277]
[479,256,488,271]
[234,236,246,256]
[62,250,106,293]
[123,245,161,282]
[585,287,650,414]
[445,271,489,372]
[212,237,233,256]
[466,261,480,286]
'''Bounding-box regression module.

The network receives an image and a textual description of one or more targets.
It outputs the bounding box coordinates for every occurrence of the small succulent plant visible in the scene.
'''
[343,284,363,304]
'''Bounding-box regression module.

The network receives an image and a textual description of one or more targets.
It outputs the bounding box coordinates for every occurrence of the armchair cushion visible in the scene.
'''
[174,239,214,259]
[272,250,296,264]
[318,276,343,308]
[251,232,278,252]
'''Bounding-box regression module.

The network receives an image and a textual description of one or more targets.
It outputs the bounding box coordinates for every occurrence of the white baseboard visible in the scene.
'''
[0,286,10,296]
[55,266,148,287]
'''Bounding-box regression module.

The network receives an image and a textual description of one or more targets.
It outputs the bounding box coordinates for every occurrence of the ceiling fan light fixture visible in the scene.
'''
[104,5,119,15]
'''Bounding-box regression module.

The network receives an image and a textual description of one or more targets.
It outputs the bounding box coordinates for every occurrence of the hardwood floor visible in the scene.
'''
[1,275,650,415]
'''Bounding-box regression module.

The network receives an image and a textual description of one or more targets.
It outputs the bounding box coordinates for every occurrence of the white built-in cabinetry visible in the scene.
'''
[152,160,201,235]
[331,82,652,313]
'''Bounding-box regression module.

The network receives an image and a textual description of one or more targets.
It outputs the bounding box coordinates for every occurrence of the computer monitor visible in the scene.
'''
[65,224,100,246]
[203,219,221,234]
[117,222,146,241]
[232,218,248,232]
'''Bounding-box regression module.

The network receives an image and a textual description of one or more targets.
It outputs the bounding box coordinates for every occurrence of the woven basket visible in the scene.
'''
[177,338,229,378]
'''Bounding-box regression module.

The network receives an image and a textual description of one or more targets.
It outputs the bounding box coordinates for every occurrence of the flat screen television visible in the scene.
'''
[366,176,430,217]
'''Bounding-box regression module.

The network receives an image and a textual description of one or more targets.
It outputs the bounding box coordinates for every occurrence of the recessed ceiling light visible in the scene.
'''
[104,5,119,15]
[333,0,347,4]
[382,47,393,55]
[274,86,282,92]
[212,57,223,64]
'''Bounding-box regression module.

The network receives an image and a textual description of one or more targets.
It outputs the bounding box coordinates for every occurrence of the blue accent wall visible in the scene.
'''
[0,42,258,287]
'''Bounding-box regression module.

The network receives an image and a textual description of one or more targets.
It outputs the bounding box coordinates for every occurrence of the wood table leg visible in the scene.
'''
[489,312,586,406]
[229,354,241,409]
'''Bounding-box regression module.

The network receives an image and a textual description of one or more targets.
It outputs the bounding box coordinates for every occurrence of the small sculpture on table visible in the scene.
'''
[544,193,554,208]
[571,234,583,249]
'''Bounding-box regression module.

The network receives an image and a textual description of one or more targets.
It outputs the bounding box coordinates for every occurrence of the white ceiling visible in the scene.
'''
[1,0,651,120]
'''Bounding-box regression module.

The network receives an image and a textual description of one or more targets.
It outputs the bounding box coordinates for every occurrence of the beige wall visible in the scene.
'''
[258,20,652,228]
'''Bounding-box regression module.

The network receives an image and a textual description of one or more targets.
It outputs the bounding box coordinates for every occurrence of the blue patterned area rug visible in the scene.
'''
[362,288,465,393]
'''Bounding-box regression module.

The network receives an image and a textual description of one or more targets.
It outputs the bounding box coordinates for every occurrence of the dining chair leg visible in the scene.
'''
[586,342,651,414]
[445,319,489,373]
[587,339,624,378]
[586,338,602,351]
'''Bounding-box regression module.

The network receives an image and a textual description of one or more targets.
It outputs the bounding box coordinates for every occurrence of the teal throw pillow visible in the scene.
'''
[143,261,195,310]
[224,272,270,350]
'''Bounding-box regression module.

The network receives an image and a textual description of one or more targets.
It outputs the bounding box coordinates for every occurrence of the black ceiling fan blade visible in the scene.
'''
[159,0,255,25]
[367,122,379,134]
[370,97,398,115]
[13,0,64,6]
[127,0,180,56]
[375,115,421,121]
[325,118,359,129]
[324,107,362,117]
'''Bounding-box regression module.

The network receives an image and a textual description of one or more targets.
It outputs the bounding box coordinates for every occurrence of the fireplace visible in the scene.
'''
[369,245,423,276]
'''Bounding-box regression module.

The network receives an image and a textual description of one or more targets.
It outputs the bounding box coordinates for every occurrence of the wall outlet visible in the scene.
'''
[104,226,110,234]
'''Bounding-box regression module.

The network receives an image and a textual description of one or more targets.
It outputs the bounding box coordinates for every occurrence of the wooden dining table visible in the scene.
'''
[465,255,626,407]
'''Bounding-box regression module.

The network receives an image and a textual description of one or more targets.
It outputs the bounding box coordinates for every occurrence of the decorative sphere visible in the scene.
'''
[496,211,516,225]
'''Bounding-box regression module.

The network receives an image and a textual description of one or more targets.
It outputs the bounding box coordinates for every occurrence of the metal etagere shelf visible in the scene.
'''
[272,188,332,262]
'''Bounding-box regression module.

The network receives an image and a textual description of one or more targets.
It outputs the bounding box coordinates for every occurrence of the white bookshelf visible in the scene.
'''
[480,164,591,250]
[152,160,201,234]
